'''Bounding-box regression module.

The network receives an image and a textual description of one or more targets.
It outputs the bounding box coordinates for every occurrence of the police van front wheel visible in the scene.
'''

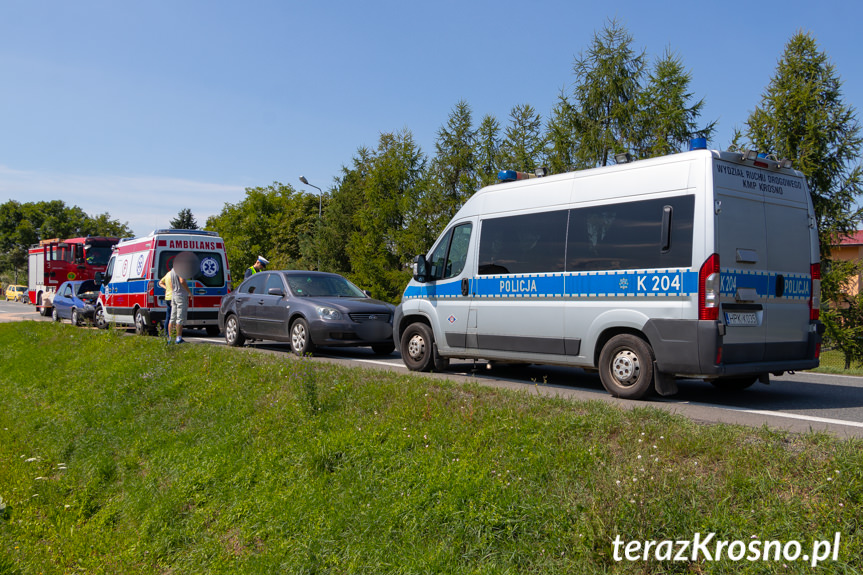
[400,323,436,371]
[598,334,656,400]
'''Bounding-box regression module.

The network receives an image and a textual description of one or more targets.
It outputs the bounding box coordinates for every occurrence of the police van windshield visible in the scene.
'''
[157,251,226,288]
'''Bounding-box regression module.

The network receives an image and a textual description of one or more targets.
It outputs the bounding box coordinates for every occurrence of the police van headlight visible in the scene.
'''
[316,306,342,320]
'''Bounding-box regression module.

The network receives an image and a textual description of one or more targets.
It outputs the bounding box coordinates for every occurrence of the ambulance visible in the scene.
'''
[94,229,231,335]
[394,140,824,399]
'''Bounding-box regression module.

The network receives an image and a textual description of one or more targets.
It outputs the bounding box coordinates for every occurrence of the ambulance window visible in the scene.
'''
[566,195,694,271]
[105,256,115,283]
[478,210,567,275]
[157,251,225,287]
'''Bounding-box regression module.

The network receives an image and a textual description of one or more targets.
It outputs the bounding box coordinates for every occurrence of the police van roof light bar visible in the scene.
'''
[498,170,536,182]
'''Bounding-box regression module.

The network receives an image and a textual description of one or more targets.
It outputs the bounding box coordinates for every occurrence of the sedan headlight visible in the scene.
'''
[316,306,342,320]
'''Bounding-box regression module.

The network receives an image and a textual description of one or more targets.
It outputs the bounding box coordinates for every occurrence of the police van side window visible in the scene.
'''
[427,223,473,281]
[478,210,568,275]
[566,195,694,271]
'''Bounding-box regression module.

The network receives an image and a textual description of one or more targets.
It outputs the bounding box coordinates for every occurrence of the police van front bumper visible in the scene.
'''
[644,319,822,378]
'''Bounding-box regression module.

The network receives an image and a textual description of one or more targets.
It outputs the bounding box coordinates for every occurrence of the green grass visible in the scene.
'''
[813,348,863,376]
[1,322,861,574]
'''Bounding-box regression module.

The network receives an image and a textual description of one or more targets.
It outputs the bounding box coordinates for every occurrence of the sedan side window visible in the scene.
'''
[240,274,266,294]
[266,273,285,294]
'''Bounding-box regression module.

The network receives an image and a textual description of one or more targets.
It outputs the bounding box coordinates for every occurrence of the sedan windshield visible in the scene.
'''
[285,274,367,298]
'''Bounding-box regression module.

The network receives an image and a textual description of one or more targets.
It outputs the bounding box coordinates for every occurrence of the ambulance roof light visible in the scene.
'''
[689,137,707,150]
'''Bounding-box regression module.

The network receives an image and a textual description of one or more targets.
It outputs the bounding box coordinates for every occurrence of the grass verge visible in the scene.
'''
[1,322,861,574]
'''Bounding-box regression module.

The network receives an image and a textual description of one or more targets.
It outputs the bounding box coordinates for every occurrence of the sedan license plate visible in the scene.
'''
[725,312,758,326]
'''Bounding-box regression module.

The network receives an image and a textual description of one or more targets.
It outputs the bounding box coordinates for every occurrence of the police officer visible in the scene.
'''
[244,255,269,280]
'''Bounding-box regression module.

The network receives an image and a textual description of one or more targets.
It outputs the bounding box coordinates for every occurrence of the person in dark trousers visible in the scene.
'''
[244,255,269,280]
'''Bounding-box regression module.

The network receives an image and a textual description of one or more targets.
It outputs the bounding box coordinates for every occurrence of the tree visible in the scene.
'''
[571,18,646,167]
[170,208,199,230]
[427,100,478,231]
[545,91,578,175]
[205,183,318,284]
[475,114,502,187]
[738,32,863,367]
[634,49,716,158]
[499,104,544,173]
[743,32,863,257]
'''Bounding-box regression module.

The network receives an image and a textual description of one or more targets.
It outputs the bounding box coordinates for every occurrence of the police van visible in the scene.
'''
[94,229,231,336]
[394,141,823,399]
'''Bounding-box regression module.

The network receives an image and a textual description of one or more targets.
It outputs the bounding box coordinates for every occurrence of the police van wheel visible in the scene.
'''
[400,323,435,372]
[291,318,315,356]
[224,315,245,347]
[598,334,655,399]
[710,376,758,391]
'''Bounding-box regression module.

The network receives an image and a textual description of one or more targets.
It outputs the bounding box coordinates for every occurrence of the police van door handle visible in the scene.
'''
[461,278,469,296]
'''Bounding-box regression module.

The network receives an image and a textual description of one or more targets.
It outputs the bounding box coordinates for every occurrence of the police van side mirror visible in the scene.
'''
[413,255,428,283]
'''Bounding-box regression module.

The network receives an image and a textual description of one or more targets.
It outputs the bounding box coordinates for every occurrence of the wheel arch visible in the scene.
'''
[593,327,651,368]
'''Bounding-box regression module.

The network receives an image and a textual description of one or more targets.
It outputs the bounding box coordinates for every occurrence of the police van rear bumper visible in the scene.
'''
[644,319,822,377]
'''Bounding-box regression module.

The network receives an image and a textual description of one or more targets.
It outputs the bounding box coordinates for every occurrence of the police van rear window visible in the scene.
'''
[157,251,225,288]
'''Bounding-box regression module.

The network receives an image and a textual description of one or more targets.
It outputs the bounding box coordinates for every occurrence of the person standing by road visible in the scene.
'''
[167,256,193,344]
[244,256,269,280]
[158,268,173,339]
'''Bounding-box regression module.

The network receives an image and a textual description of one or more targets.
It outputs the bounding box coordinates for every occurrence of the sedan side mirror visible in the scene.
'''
[267,288,285,297]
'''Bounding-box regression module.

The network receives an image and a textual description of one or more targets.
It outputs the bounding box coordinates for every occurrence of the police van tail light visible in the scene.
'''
[810,262,821,321]
[699,254,720,321]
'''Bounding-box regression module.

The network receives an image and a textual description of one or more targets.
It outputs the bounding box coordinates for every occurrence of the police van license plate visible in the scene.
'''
[725,312,758,326]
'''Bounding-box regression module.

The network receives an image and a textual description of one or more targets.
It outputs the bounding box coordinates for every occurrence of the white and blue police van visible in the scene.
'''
[94,229,231,336]
[394,141,823,399]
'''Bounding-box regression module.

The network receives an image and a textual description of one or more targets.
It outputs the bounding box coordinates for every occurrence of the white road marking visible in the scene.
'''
[684,402,863,429]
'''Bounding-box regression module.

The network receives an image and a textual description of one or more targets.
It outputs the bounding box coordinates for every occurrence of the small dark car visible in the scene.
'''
[52,280,99,326]
[218,271,396,355]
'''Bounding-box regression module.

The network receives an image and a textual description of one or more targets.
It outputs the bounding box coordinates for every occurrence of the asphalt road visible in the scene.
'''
[3,298,862,438]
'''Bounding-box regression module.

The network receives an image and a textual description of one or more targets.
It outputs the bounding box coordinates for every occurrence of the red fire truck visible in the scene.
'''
[28,236,120,315]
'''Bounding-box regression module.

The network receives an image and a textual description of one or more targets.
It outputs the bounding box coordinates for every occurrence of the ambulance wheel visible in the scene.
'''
[598,334,655,399]
[710,376,758,391]
[290,318,315,356]
[224,315,245,347]
[134,309,153,336]
[71,308,81,327]
[52,307,60,322]
[94,306,109,330]
[205,325,220,337]
[400,323,435,372]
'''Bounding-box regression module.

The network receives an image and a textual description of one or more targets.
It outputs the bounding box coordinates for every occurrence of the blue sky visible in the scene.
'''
[1,0,861,236]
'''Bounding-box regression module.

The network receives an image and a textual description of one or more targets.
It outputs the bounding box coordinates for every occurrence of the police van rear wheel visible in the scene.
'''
[598,334,655,399]
[400,323,435,372]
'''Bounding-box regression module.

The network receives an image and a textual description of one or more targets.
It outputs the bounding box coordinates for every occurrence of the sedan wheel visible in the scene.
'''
[71,308,81,327]
[52,307,60,322]
[290,318,315,356]
[224,315,246,347]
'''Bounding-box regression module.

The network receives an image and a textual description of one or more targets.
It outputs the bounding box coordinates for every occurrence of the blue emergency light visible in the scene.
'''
[689,137,707,151]
[498,170,518,182]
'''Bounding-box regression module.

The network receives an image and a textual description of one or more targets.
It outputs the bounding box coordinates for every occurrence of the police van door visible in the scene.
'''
[422,221,474,352]
[470,210,568,358]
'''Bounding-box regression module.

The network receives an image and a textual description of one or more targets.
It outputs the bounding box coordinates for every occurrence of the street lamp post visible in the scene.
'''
[299,175,322,219]
[299,176,323,270]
